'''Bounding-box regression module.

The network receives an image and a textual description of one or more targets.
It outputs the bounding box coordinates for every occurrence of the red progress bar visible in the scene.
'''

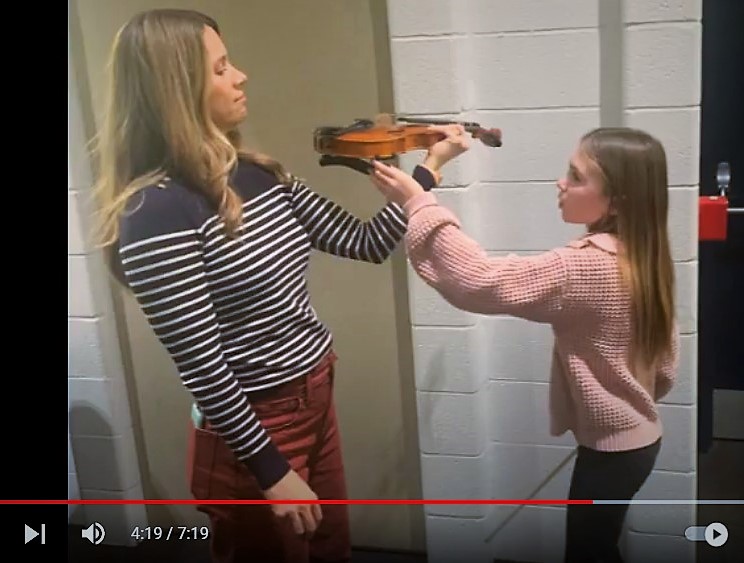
[1,499,593,505]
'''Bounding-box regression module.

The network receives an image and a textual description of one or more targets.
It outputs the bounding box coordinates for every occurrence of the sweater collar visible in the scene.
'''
[567,232,620,254]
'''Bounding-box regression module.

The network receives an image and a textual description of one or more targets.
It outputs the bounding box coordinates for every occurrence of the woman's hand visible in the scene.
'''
[263,469,322,538]
[370,160,426,206]
[422,123,471,176]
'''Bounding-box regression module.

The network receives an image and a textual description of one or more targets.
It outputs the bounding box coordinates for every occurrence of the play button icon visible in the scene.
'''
[24,524,38,544]
[705,522,728,547]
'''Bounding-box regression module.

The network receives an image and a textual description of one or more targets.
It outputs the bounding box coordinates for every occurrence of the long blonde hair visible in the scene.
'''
[90,9,290,250]
[580,127,675,371]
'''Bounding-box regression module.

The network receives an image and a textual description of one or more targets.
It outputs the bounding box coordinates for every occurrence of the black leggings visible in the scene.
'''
[565,439,661,562]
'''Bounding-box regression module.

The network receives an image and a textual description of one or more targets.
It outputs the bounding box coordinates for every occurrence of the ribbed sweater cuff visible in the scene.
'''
[412,164,437,191]
[244,439,292,490]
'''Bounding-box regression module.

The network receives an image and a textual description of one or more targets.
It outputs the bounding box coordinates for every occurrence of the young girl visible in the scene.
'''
[370,127,680,562]
[90,8,461,563]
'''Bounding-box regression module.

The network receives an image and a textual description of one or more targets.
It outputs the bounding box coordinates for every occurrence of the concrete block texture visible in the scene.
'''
[408,264,478,327]
[68,317,125,381]
[68,50,93,190]
[69,190,95,255]
[674,261,698,335]
[658,334,696,406]
[421,452,489,518]
[625,0,702,24]
[479,317,555,382]
[655,405,696,472]
[68,377,134,437]
[417,389,488,456]
[668,187,698,262]
[390,37,469,114]
[472,30,599,109]
[625,108,700,186]
[413,325,490,393]
[488,381,577,447]
[474,109,600,182]
[466,0,597,34]
[488,443,576,502]
[624,23,701,108]
[70,431,142,492]
[387,0,465,37]
[471,182,585,251]
[68,252,115,318]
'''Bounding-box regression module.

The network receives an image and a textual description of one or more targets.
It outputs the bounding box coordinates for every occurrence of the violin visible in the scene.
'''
[313,114,502,175]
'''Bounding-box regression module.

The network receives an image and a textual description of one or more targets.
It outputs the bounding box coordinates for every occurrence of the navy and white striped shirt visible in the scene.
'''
[118,159,434,488]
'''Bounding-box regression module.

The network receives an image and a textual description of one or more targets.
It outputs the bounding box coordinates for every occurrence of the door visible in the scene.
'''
[698,0,744,450]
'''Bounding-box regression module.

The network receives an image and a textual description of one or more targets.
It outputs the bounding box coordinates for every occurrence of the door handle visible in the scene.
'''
[716,161,743,215]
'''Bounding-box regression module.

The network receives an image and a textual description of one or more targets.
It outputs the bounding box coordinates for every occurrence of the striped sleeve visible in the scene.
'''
[289,180,409,264]
[118,195,290,490]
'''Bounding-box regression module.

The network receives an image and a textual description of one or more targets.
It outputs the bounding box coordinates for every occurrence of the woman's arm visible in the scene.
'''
[288,166,435,263]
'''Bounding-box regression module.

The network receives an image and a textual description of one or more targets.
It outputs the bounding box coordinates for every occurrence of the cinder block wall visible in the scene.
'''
[386,1,700,562]
[68,39,148,545]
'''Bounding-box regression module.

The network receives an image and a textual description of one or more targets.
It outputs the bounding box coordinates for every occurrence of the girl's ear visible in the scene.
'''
[609,193,627,216]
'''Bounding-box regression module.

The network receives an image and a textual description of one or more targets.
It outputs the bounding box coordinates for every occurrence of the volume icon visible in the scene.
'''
[81,522,106,545]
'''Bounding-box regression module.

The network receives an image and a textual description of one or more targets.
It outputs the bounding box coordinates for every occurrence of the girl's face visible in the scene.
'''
[204,26,248,131]
[556,146,612,226]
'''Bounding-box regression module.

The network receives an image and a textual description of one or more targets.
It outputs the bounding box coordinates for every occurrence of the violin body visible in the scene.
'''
[314,123,446,159]
[312,114,502,175]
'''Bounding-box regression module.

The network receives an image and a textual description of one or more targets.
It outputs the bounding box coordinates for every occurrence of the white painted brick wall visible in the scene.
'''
[387,1,701,562]
[624,24,701,108]
[464,0,597,33]
[475,109,601,182]
[625,108,700,185]
[625,0,702,25]
[416,391,488,456]
[391,38,469,114]
[472,183,584,250]
[472,30,599,109]
[421,453,489,518]
[412,326,489,393]
[69,40,147,543]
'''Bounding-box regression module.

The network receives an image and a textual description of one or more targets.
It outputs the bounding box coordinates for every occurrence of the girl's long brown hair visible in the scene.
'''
[581,127,675,373]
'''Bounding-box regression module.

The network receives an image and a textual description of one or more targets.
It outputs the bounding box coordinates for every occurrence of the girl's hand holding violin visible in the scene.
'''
[371,123,470,206]
[370,160,424,206]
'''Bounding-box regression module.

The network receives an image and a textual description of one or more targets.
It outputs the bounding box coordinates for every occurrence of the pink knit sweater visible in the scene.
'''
[404,192,679,452]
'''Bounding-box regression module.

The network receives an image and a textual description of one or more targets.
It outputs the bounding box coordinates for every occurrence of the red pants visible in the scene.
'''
[187,352,351,563]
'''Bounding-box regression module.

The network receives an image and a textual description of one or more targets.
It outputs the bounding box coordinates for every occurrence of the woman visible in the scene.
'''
[370,127,680,563]
[90,8,461,563]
